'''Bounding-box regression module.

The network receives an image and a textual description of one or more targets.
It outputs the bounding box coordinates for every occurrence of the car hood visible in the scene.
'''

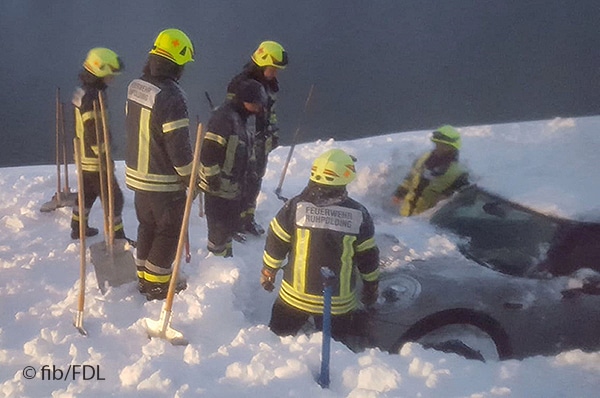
[375,255,569,321]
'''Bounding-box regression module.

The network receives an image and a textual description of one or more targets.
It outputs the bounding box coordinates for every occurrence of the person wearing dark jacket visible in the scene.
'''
[393,125,470,216]
[226,40,288,236]
[125,29,195,300]
[260,149,380,342]
[199,80,268,257]
[70,47,126,240]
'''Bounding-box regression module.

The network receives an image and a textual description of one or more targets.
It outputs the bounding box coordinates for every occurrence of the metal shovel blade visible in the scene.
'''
[89,239,136,293]
[144,309,188,346]
[73,310,88,336]
[39,191,78,212]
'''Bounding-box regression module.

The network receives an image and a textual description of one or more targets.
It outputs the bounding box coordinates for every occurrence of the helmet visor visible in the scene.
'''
[272,50,288,67]
[110,56,124,74]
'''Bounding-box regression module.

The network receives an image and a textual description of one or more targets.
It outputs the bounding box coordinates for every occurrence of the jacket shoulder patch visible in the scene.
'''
[127,79,161,109]
[72,87,85,108]
[295,202,363,234]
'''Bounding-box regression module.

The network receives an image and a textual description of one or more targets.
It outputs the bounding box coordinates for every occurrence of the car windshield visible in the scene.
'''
[430,185,560,276]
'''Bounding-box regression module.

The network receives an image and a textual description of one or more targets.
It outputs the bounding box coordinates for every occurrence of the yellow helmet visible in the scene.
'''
[431,125,462,150]
[83,47,123,78]
[149,29,194,66]
[251,41,288,69]
[310,149,356,186]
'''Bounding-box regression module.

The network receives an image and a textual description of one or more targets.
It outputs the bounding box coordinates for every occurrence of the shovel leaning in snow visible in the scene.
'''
[88,93,136,293]
[144,122,204,346]
[40,87,77,212]
[73,138,88,336]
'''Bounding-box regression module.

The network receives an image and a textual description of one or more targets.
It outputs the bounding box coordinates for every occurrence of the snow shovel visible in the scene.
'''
[317,266,336,388]
[144,123,204,346]
[73,138,87,336]
[40,88,77,212]
[89,93,136,293]
[274,84,314,202]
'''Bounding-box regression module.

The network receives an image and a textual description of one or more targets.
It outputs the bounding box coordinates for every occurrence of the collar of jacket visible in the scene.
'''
[78,69,107,90]
[242,62,280,93]
[299,181,348,206]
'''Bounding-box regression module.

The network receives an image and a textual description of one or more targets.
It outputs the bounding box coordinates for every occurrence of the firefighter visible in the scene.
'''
[125,29,195,300]
[70,47,127,240]
[226,40,288,236]
[199,79,268,257]
[393,125,470,216]
[260,149,380,341]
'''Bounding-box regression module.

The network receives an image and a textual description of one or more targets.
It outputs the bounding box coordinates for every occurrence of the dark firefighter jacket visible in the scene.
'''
[124,73,193,192]
[227,62,280,155]
[72,71,110,172]
[263,182,380,315]
[396,150,469,216]
[199,100,255,200]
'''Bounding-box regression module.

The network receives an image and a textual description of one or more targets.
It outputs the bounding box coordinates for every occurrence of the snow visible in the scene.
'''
[1,116,600,397]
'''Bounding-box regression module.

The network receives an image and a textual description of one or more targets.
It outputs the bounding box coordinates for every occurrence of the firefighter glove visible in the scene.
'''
[260,266,277,292]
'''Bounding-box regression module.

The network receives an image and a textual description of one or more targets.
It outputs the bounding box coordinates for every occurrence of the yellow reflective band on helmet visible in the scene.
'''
[149,29,194,66]
[162,118,189,133]
[251,41,288,69]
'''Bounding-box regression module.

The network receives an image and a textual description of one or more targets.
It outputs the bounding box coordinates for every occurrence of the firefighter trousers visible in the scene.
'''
[134,190,185,276]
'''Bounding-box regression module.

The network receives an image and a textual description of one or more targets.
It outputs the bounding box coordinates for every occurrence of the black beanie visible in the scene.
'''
[236,80,268,106]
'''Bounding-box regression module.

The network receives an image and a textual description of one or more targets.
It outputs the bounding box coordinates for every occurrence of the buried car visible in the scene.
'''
[367,185,600,361]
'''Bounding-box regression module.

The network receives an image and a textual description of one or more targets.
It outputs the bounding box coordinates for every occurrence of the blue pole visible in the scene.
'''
[318,267,335,388]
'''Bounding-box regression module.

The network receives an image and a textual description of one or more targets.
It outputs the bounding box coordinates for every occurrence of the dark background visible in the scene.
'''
[1,0,598,167]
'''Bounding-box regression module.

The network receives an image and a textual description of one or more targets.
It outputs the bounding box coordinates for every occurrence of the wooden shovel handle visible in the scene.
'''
[164,122,203,311]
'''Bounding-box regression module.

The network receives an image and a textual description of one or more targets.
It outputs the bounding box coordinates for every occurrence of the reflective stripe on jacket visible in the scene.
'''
[125,77,193,193]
